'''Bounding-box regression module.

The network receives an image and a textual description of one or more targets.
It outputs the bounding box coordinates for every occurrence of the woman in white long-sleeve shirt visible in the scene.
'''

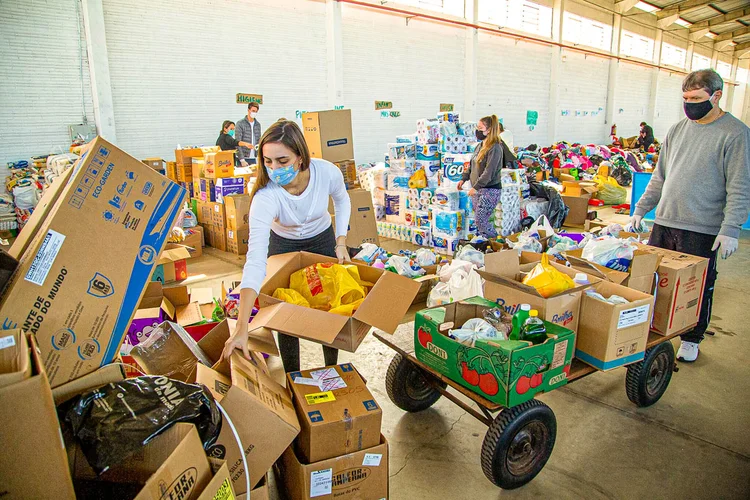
[222,119,352,372]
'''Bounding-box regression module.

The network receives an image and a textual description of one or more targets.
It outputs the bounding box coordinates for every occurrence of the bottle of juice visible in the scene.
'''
[510,304,531,341]
[519,310,547,345]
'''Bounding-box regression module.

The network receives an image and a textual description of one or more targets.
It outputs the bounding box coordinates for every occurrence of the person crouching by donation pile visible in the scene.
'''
[636,122,655,151]
[221,119,352,372]
[632,69,750,363]
[458,115,503,239]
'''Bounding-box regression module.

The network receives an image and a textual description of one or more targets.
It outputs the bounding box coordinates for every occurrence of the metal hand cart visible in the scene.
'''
[376,326,687,490]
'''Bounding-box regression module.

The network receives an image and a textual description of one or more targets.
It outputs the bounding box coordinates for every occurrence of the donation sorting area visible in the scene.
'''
[0,108,712,498]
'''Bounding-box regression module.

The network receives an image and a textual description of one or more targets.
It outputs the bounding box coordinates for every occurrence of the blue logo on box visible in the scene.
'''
[327,138,348,147]
[363,400,378,411]
[88,272,114,298]
[340,364,353,372]
[308,411,323,423]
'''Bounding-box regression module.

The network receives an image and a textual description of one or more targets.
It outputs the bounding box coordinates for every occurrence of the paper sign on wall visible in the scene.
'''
[236,93,263,105]
[440,103,454,112]
[375,101,393,110]
[526,110,538,126]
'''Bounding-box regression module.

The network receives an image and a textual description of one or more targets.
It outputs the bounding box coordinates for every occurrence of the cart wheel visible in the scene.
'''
[481,400,556,489]
[385,353,446,412]
[625,341,675,407]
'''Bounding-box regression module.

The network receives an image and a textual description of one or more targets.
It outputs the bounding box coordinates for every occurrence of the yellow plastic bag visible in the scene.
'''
[408,168,427,189]
[522,254,576,298]
[272,288,310,308]
[288,263,371,317]
[594,175,627,205]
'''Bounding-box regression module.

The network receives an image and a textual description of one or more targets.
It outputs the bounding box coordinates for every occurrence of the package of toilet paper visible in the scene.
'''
[414,210,430,228]
[466,216,479,237]
[416,143,441,161]
[416,119,440,144]
[374,204,386,221]
[370,166,388,190]
[437,112,460,123]
[457,122,477,137]
[458,190,474,215]
[433,186,460,211]
[396,134,417,144]
[404,209,417,227]
[388,143,416,160]
[432,208,464,238]
[385,191,407,223]
[439,134,470,154]
[493,184,523,236]
[438,122,458,138]
[432,234,460,255]
[442,154,472,183]
[412,227,431,247]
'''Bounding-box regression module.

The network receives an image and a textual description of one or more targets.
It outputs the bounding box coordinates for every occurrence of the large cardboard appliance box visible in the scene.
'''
[287,363,382,463]
[225,194,251,232]
[575,281,655,370]
[302,109,354,163]
[479,251,593,333]
[637,245,709,336]
[329,189,379,247]
[0,137,186,387]
[0,332,76,499]
[198,353,299,496]
[253,252,420,352]
[275,435,389,500]
[414,298,575,407]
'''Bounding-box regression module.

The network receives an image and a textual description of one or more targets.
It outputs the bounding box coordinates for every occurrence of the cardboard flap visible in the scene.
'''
[630,249,661,278]
[564,253,629,285]
[249,302,347,344]
[261,253,302,289]
[157,247,191,264]
[484,251,521,278]
[190,287,215,305]
[163,285,190,306]
[353,271,421,334]
[198,320,231,364]
[227,319,279,357]
[139,282,164,307]
[175,302,203,326]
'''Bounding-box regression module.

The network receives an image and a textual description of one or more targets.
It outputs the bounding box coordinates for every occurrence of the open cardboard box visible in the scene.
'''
[254,252,421,352]
[478,251,597,333]
[152,247,191,283]
[565,244,661,294]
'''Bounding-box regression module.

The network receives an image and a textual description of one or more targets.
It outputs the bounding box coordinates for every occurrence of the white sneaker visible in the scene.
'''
[677,341,699,362]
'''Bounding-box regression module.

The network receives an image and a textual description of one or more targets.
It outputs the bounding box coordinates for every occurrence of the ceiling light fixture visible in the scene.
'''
[634,2,660,13]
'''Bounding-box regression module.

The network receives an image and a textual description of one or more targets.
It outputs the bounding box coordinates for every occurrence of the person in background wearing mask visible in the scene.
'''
[221,120,352,372]
[632,69,750,363]
[458,115,504,238]
[216,120,255,153]
[499,121,514,152]
[236,102,262,166]
[636,121,655,151]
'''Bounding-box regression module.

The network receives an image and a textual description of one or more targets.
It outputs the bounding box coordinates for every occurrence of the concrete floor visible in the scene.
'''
[187,213,750,499]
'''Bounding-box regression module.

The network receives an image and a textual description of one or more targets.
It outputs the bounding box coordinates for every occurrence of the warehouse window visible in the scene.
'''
[620,30,654,60]
[479,0,553,37]
[563,12,612,51]
[396,0,464,16]
[661,43,686,68]
[692,53,711,70]
[716,60,732,79]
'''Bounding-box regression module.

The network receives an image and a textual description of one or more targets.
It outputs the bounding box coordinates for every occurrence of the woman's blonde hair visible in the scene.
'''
[249,119,311,201]
[477,115,501,165]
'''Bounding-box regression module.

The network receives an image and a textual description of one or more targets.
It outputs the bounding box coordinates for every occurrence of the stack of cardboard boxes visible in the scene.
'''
[225,194,251,255]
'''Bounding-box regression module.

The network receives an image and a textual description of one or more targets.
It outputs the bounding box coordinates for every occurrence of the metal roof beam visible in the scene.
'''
[689,7,750,32]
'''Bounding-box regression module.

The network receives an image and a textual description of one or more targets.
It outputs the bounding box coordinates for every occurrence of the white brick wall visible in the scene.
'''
[653,71,685,139]
[556,50,610,144]
[0,0,95,178]
[476,33,552,148]
[614,62,653,139]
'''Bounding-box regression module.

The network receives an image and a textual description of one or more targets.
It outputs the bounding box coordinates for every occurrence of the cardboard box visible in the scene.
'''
[131,321,214,382]
[576,282,655,370]
[198,353,299,496]
[0,137,186,387]
[194,198,209,225]
[479,251,593,333]
[565,246,661,294]
[562,194,592,227]
[51,362,125,405]
[215,177,245,204]
[201,178,217,203]
[302,110,354,163]
[209,226,228,252]
[208,201,227,229]
[177,163,193,182]
[142,158,165,172]
[167,225,204,259]
[166,161,178,181]
[249,473,270,500]
[637,246,709,336]
[333,159,358,189]
[225,194,251,232]
[329,189,379,247]
[175,147,203,165]
[253,252,420,352]
[197,462,235,500]
[562,180,597,198]
[275,435,389,500]
[152,246,191,283]
[415,298,575,406]
[226,227,249,255]
[128,281,177,344]
[203,151,235,179]
[0,330,31,389]
[287,363,382,463]
[0,333,76,499]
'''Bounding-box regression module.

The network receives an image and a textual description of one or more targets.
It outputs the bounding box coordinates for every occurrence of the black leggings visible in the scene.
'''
[268,225,339,372]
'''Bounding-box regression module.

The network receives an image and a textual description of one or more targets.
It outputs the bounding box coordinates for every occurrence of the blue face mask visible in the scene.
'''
[266,163,299,186]
[227,129,235,137]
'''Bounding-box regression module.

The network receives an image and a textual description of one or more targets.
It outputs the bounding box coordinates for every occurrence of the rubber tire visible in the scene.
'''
[481,400,557,489]
[625,341,675,408]
[385,353,446,412]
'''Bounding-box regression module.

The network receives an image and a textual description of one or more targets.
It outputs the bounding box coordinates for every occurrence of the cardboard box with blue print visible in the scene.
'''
[287,363,383,463]
[214,177,245,203]
[575,281,655,371]
[0,137,185,387]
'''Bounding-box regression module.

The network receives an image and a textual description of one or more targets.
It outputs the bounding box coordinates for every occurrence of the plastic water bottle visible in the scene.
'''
[574,273,590,286]
[510,304,531,341]
[519,310,547,345]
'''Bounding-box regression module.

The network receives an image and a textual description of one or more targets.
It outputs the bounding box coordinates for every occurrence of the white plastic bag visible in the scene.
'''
[437,259,475,283]
[449,318,502,346]
[426,281,452,307]
[12,185,40,210]
[624,220,649,233]
[353,243,384,264]
[385,255,425,278]
[455,245,485,268]
[581,237,637,271]
[448,268,483,302]
[528,215,556,236]
[415,248,437,267]
[508,235,543,255]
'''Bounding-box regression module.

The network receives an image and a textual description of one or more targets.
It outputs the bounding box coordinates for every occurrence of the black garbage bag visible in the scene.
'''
[65,376,221,474]
[610,162,633,187]
[528,182,569,229]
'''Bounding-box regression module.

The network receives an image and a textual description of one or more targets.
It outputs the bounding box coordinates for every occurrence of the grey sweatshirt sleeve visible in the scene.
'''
[634,133,668,218]
[720,131,750,238]
[235,120,249,161]
[474,143,502,189]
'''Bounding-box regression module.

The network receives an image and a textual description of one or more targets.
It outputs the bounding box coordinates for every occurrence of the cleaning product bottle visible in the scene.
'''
[574,273,590,286]
[510,304,532,340]
[520,310,547,345]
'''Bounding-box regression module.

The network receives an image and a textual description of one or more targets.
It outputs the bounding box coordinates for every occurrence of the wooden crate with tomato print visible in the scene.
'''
[414,297,575,407]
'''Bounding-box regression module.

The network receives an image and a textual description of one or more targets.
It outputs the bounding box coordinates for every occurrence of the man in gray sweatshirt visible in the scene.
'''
[633,69,750,362]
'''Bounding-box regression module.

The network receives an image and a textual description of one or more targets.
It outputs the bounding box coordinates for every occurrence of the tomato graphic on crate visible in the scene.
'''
[456,345,551,399]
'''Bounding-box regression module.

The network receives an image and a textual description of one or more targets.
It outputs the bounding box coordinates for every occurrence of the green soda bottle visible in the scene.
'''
[519,310,548,345]
[510,304,531,341]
